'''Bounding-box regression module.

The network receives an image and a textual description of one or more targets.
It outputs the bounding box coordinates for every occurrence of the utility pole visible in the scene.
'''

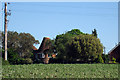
[4,2,7,60]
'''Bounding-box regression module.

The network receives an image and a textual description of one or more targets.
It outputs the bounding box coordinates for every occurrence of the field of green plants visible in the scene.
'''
[2,64,118,78]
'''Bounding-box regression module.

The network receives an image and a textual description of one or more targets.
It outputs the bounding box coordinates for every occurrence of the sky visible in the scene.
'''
[2,2,118,54]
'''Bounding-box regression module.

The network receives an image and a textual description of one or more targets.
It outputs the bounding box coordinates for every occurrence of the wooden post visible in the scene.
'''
[4,2,7,60]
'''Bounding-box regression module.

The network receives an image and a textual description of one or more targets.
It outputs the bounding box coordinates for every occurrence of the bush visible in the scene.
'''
[19,58,33,64]
[112,57,116,63]
[96,55,104,63]
[102,54,109,63]
[2,48,34,65]
[33,59,43,64]
[16,58,25,64]
[2,58,10,65]
[2,48,21,65]
[15,58,33,64]
[24,58,33,64]
[109,57,117,64]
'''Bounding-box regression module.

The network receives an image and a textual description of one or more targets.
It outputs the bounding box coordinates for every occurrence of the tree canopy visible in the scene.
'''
[2,29,104,64]
[54,29,103,63]
[67,34,103,63]
[2,31,39,64]
[92,29,97,38]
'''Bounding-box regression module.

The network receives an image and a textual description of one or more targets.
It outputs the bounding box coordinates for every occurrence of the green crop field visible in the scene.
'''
[2,64,119,78]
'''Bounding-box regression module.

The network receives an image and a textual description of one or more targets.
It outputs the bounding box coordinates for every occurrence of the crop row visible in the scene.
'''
[2,64,118,78]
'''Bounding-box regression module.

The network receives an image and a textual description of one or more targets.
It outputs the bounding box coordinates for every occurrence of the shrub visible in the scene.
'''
[109,57,117,64]
[2,48,21,65]
[102,54,109,63]
[96,55,104,63]
[24,58,33,64]
[17,58,25,64]
[2,48,34,65]
[2,58,10,65]
[112,57,116,63]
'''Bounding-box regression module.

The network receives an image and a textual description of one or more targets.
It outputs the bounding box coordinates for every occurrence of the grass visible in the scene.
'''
[2,64,119,78]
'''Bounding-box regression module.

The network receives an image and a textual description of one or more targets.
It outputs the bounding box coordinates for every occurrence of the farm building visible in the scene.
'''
[32,37,57,63]
[108,43,120,62]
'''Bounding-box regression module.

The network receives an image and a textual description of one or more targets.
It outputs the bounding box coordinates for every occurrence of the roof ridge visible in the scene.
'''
[108,43,120,54]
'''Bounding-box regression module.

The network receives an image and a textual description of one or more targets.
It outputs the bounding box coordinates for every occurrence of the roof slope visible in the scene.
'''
[108,43,120,54]
[32,46,38,50]
[33,37,51,53]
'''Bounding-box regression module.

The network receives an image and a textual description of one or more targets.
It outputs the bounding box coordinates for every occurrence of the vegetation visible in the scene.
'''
[2,29,105,64]
[2,58,10,65]
[96,54,104,63]
[109,57,117,64]
[67,34,103,63]
[1,29,117,79]
[102,54,109,63]
[2,31,39,64]
[92,29,97,38]
[55,29,103,63]
[112,57,117,63]
[2,64,118,78]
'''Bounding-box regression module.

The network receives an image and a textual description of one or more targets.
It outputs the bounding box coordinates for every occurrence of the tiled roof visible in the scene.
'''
[32,46,38,50]
[33,37,51,53]
[108,43,120,54]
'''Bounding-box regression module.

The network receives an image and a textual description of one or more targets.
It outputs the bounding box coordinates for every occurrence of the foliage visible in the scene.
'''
[7,48,20,64]
[55,29,85,63]
[110,57,117,64]
[2,58,10,65]
[67,34,103,63]
[2,48,32,64]
[2,64,118,78]
[55,29,103,63]
[92,29,97,38]
[102,54,109,63]
[109,57,119,64]
[2,31,39,58]
[96,54,104,63]
[66,29,85,35]
[2,31,39,64]
[23,58,33,64]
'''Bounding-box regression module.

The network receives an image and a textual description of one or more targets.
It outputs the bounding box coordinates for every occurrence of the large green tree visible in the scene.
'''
[18,32,39,58]
[55,29,103,63]
[55,29,85,63]
[2,31,39,62]
[67,34,103,63]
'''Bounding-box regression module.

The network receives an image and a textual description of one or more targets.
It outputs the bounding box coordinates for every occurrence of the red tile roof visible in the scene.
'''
[32,46,38,50]
[33,37,51,54]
